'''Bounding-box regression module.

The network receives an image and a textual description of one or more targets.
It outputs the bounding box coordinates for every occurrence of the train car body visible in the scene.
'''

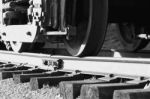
[0,0,150,56]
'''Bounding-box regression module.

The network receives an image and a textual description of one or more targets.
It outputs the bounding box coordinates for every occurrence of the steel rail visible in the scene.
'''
[0,50,150,77]
[52,56,150,78]
[0,50,58,70]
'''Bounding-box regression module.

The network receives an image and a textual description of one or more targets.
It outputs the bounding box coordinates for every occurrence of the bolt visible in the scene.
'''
[2,32,6,36]
[43,60,48,65]
[35,12,39,16]
[57,59,64,69]
[26,32,32,36]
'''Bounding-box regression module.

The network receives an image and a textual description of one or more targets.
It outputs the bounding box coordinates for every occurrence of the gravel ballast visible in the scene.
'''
[0,79,62,99]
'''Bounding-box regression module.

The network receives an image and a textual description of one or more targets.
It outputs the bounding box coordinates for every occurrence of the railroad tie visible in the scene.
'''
[13,71,66,84]
[30,74,93,90]
[0,70,31,80]
[0,69,46,80]
[59,80,107,99]
[80,83,146,99]
[0,66,30,71]
[59,76,123,99]
[114,89,150,99]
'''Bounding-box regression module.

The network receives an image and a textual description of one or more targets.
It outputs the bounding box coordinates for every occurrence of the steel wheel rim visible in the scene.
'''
[65,0,92,56]
[64,0,108,56]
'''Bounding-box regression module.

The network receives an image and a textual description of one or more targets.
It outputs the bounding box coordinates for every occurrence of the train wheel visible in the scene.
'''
[10,41,32,52]
[64,0,108,56]
[117,23,149,51]
[10,41,45,52]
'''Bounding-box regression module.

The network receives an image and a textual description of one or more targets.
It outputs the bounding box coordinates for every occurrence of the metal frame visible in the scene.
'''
[0,25,39,42]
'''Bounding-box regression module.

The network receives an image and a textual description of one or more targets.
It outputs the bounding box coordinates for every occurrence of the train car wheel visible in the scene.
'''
[10,41,45,52]
[64,0,108,56]
[10,41,32,52]
[117,23,149,51]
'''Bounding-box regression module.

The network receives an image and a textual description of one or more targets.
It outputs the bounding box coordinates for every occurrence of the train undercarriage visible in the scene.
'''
[0,0,150,56]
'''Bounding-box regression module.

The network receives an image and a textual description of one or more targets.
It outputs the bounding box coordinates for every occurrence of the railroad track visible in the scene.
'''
[0,50,150,99]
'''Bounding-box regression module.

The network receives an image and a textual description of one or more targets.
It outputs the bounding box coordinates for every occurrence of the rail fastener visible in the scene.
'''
[42,59,64,70]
